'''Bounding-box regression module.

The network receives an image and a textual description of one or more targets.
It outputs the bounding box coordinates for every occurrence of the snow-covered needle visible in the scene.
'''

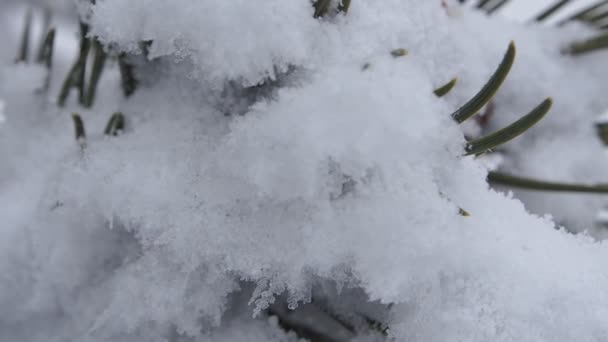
[465,98,552,156]
[434,77,458,97]
[451,41,516,124]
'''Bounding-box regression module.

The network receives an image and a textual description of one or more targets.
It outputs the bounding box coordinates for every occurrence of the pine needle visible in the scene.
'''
[85,40,107,108]
[465,98,552,156]
[434,78,458,97]
[58,23,91,107]
[451,41,516,124]
[488,171,608,194]
[535,0,571,22]
[36,28,56,67]
[16,9,33,63]
[118,53,138,98]
[596,122,608,146]
[559,0,608,26]
[477,0,493,10]
[486,0,510,15]
[458,208,471,217]
[104,112,125,136]
[71,113,86,148]
[390,48,408,58]
[313,0,331,18]
[338,0,351,14]
[566,32,608,55]
[36,28,56,92]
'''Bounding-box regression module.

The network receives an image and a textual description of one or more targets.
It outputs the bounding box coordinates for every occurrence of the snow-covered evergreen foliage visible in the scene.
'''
[2,1,608,341]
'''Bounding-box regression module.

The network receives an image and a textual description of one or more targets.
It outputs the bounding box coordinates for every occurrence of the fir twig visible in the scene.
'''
[451,41,516,124]
[465,98,552,156]
[85,40,107,108]
[434,78,458,97]
[16,9,33,63]
[488,171,608,194]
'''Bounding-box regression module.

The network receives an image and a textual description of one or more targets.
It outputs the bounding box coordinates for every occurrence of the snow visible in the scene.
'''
[2,0,608,341]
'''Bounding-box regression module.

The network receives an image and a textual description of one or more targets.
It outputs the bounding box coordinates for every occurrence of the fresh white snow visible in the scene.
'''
[1,1,608,341]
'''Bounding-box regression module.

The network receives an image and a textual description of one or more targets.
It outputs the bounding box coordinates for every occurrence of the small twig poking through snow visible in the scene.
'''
[15,9,33,64]
[465,98,552,156]
[451,41,516,124]
[434,77,458,97]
